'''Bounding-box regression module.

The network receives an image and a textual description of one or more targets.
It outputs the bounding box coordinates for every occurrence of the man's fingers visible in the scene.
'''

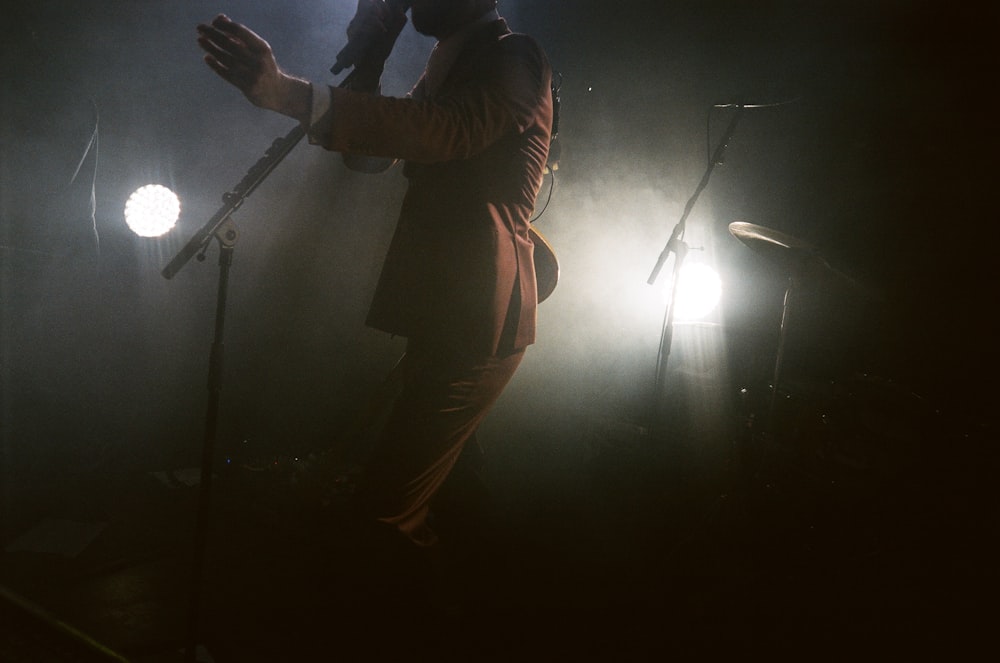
[357,0,389,21]
[197,24,252,60]
[202,52,261,99]
[199,31,261,92]
[197,32,246,72]
[202,54,232,82]
[196,15,288,109]
[196,19,264,84]
[210,14,271,56]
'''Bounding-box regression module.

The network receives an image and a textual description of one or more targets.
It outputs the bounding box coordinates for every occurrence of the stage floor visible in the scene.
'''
[2,417,995,661]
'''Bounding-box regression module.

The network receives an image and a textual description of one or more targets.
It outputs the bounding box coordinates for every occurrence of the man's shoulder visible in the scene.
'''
[469,18,546,60]
[497,31,542,49]
[493,30,549,68]
[454,21,550,86]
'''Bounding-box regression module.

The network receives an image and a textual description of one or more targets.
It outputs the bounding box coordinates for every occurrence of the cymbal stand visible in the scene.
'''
[767,272,799,436]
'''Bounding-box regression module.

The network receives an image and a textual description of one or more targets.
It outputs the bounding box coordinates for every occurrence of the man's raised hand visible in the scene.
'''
[196,14,311,123]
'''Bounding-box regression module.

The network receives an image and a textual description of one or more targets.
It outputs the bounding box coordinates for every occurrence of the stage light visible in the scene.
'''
[124,184,179,237]
[674,262,722,321]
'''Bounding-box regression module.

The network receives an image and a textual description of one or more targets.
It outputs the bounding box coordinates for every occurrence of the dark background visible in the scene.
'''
[1,1,997,659]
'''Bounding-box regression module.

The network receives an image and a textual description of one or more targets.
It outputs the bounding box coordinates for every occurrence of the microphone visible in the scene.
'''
[331,0,412,75]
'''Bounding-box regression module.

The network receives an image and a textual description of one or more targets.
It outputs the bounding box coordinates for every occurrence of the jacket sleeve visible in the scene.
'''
[308,36,549,165]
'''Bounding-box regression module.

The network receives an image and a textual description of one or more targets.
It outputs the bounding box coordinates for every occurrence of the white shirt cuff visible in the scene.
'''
[310,82,332,128]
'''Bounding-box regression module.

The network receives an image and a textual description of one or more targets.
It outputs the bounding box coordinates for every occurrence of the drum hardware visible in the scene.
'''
[728,222,873,437]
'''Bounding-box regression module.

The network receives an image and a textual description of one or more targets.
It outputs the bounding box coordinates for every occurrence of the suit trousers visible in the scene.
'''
[356,339,524,547]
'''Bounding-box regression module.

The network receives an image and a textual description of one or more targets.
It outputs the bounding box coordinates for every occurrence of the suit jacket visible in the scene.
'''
[310,19,553,355]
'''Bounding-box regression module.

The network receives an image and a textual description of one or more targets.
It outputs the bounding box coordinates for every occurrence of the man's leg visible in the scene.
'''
[357,342,524,547]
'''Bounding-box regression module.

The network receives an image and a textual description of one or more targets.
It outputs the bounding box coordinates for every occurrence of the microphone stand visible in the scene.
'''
[646,105,746,431]
[163,69,362,663]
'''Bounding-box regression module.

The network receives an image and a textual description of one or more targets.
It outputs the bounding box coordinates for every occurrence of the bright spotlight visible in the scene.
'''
[124,184,180,237]
[674,262,722,321]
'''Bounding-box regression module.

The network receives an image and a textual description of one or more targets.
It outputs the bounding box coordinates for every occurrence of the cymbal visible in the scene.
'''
[728,221,876,298]
[729,221,816,265]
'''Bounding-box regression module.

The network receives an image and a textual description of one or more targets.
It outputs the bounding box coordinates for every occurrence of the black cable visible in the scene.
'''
[530,168,556,223]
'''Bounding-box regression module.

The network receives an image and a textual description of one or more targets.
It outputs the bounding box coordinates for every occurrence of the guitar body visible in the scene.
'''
[529,225,559,303]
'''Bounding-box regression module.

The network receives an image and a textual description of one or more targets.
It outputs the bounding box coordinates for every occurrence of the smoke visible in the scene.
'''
[0,1,792,481]
[4,1,988,506]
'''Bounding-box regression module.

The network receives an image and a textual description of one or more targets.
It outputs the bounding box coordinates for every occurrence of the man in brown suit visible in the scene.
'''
[197,0,553,551]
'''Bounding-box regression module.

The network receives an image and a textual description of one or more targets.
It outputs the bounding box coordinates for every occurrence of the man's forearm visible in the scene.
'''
[271,73,314,126]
